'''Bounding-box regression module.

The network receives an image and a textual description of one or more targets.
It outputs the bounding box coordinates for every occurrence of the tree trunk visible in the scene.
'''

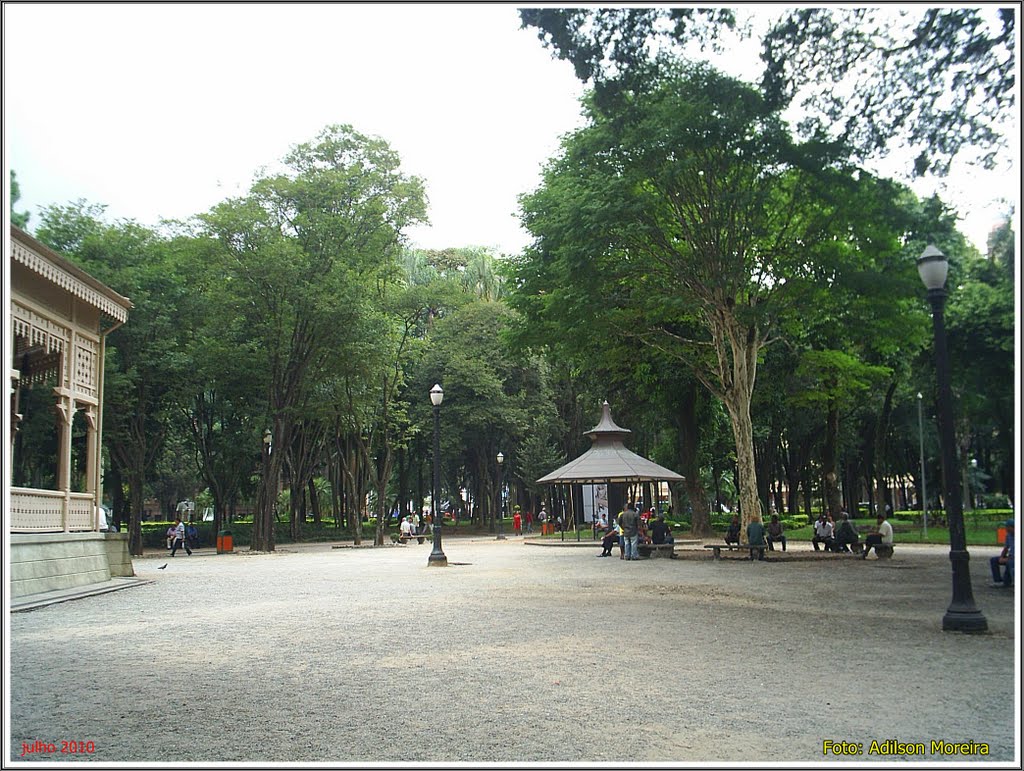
[127,469,144,557]
[872,380,897,511]
[674,382,712,535]
[822,402,842,517]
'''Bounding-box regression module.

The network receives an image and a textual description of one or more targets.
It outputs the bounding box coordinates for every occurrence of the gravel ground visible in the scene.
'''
[7,536,1019,765]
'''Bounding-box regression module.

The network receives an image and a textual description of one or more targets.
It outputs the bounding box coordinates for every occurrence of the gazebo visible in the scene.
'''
[537,401,684,537]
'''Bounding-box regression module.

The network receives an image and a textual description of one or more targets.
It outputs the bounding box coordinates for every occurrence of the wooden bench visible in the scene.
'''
[391,533,428,544]
[638,543,676,559]
[865,543,894,559]
[704,543,767,560]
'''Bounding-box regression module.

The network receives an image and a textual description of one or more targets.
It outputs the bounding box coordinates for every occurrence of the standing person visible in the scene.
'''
[860,510,894,560]
[170,517,192,557]
[538,507,548,535]
[186,521,199,550]
[512,509,522,536]
[766,514,787,552]
[619,504,640,561]
[989,520,1014,588]
[525,510,534,534]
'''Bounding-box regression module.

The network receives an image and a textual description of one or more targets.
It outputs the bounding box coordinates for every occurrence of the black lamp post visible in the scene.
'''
[496,452,506,540]
[428,384,447,567]
[917,392,928,538]
[917,244,986,633]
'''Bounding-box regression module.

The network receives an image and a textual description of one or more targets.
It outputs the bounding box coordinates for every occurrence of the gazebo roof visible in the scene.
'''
[537,401,685,484]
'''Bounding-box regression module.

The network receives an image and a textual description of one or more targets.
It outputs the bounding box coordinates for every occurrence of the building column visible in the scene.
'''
[54,392,75,532]
[10,369,22,477]
[83,405,101,528]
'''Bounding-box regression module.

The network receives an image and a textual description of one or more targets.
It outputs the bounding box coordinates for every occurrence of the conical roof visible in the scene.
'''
[536,401,685,484]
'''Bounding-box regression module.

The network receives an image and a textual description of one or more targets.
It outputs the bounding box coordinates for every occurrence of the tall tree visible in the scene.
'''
[513,63,914,531]
[198,124,427,551]
[521,7,1015,175]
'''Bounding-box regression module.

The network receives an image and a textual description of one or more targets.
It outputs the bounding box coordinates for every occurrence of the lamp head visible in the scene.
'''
[263,429,272,445]
[497,451,504,465]
[917,244,948,291]
[430,383,444,407]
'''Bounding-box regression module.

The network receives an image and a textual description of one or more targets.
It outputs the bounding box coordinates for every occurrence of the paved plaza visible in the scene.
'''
[6,537,1020,765]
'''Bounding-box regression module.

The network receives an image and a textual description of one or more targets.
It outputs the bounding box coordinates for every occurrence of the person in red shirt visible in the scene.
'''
[512,509,522,535]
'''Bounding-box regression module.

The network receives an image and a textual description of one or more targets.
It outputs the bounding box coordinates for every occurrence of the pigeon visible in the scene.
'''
[158,563,168,570]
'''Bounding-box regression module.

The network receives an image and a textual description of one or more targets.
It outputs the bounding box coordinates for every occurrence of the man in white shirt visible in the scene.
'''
[400,516,414,541]
[861,511,894,559]
[812,513,836,551]
[170,517,192,557]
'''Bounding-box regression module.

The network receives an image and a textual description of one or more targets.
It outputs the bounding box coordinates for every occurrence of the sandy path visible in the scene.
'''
[7,538,1018,764]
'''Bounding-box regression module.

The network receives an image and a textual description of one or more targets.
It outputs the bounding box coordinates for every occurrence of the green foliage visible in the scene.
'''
[521,7,1014,175]
[10,170,30,228]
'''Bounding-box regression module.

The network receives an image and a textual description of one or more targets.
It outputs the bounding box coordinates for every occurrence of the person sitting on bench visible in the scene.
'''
[725,515,741,546]
[861,510,893,559]
[766,514,787,552]
[834,511,860,553]
[990,520,1014,587]
[650,515,673,545]
[598,525,619,557]
[812,512,836,551]
[746,517,767,561]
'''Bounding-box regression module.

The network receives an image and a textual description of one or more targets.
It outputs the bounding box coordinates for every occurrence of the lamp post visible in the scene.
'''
[428,384,447,567]
[917,244,986,633]
[496,452,506,540]
[917,392,928,538]
[969,458,978,510]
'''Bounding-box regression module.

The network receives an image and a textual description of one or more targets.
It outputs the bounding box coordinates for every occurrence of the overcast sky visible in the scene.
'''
[4,4,1018,256]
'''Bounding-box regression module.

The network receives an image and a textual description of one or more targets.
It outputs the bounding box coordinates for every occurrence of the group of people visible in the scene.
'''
[597,503,674,560]
[719,507,896,560]
[510,507,535,535]
[810,510,864,554]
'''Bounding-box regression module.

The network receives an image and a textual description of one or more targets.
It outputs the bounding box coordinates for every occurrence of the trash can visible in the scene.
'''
[217,529,233,554]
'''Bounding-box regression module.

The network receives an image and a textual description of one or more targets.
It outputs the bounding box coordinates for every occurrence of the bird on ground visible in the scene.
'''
[158,564,168,570]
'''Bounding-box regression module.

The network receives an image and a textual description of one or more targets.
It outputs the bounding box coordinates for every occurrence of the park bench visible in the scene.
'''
[704,543,767,560]
[390,533,428,545]
[638,542,676,559]
[865,543,894,560]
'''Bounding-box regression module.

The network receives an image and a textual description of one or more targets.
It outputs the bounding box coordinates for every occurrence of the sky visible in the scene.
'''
[3,4,1019,256]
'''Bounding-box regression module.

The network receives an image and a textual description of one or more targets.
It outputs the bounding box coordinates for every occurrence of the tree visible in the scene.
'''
[10,170,31,228]
[760,7,1015,175]
[520,7,1015,175]
[514,64,914,532]
[198,124,427,551]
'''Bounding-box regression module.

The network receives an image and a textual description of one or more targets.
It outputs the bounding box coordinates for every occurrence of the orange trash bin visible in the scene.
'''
[217,530,233,553]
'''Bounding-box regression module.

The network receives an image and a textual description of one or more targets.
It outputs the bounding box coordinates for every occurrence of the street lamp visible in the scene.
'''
[496,452,506,540]
[428,384,447,567]
[917,244,986,633]
[970,458,978,510]
[917,392,928,538]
